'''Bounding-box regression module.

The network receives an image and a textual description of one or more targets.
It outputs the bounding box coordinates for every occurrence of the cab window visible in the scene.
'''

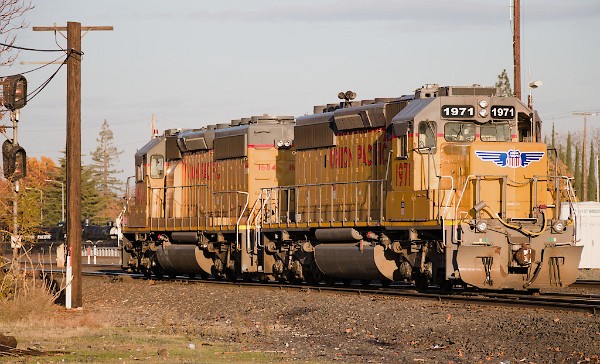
[418,120,437,153]
[444,122,475,142]
[480,122,511,142]
[150,155,164,179]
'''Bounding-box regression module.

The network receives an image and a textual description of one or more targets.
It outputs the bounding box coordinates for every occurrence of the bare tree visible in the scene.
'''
[0,0,34,67]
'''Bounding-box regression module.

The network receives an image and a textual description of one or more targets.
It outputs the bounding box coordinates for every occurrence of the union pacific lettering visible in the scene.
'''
[184,161,221,180]
[326,143,387,169]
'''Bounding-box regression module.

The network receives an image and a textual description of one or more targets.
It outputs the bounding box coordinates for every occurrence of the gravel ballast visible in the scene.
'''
[83,276,600,363]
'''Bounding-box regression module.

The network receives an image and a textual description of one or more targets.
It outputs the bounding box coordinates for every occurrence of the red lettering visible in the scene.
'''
[396,162,411,187]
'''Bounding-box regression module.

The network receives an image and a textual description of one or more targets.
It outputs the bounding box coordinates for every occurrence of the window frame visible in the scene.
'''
[150,154,165,179]
[480,122,511,142]
[417,120,437,153]
[443,121,475,142]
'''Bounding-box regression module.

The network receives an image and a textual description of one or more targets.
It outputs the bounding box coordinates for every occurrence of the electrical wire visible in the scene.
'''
[0,41,64,53]
[25,56,68,103]
[0,53,66,78]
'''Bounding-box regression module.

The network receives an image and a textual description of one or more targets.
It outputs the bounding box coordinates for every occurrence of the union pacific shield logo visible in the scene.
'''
[475,150,544,168]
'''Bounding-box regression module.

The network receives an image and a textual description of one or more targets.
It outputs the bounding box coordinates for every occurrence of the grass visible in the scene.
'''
[0,262,299,363]
[2,324,290,363]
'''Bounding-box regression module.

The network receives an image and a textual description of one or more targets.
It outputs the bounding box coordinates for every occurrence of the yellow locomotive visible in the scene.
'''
[122,84,582,290]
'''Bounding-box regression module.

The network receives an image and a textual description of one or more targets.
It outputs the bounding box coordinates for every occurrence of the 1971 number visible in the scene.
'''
[490,106,515,119]
[441,105,475,118]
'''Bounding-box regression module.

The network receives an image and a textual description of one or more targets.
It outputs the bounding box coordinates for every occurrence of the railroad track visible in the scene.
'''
[572,279,600,290]
[83,270,600,315]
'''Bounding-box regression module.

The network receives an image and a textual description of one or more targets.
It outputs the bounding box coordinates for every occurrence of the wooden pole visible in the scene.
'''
[66,21,83,308]
[34,22,112,308]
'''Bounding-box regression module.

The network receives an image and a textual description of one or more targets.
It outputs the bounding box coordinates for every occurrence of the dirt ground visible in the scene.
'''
[2,273,600,363]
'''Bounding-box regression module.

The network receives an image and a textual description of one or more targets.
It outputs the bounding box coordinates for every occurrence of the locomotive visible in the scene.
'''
[122,84,582,290]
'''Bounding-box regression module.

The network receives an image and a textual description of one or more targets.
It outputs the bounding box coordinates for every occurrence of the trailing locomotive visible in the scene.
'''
[122,84,582,290]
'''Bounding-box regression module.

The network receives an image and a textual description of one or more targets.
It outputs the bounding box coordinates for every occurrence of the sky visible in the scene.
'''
[2,0,600,184]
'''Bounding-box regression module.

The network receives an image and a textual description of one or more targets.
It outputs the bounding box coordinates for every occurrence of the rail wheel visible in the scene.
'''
[414,274,430,290]
[304,263,324,285]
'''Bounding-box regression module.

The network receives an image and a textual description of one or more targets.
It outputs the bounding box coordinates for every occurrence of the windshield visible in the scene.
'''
[444,122,475,142]
[480,122,511,142]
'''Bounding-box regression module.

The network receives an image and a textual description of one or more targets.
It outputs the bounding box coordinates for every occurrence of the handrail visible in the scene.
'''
[147,184,251,232]
[438,175,455,220]
[453,174,576,222]
[259,179,386,226]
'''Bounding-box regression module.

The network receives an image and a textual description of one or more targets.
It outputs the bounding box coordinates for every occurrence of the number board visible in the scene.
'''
[441,105,475,118]
[490,105,515,119]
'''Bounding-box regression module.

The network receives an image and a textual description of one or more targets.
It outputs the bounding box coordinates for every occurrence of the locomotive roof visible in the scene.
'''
[391,97,436,124]
[134,137,164,165]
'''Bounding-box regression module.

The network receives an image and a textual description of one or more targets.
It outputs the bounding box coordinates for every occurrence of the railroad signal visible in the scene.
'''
[2,74,27,111]
[2,140,26,180]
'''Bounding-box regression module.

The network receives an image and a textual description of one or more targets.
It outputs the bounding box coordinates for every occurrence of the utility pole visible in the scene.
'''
[11,110,20,260]
[573,111,599,201]
[513,0,521,101]
[33,22,113,308]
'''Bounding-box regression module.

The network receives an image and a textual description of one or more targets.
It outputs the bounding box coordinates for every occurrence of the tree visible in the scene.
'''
[91,120,123,195]
[495,69,513,97]
[0,157,56,248]
[574,146,582,200]
[587,142,596,201]
[0,0,34,67]
[46,151,103,225]
[566,132,573,174]
[90,119,124,222]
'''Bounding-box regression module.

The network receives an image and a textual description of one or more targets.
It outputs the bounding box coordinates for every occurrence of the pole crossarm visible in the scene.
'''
[33,26,113,31]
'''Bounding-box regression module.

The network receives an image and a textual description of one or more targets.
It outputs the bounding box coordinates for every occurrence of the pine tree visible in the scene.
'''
[574,147,582,200]
[587,142,597,201]
[558,145,565,174]
[45,152,102,225]
[91,119,124,196]
[495,69,513,97]
[566,132,573,174]
[90,119,124,222]
[551,123,555,149]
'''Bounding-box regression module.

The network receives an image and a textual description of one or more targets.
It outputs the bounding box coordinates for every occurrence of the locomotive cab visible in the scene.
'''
[386,85,581,289]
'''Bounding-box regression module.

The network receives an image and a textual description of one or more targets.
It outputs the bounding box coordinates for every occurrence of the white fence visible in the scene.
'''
[81,246,120,265]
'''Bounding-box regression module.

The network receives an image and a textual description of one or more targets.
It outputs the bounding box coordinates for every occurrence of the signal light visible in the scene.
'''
[2,140,26,180]
[2,74,27,111]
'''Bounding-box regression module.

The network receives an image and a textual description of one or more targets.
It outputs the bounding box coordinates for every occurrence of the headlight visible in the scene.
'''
[276,140,284,147]
[284,140,291,147]
[479,109,488,117]
[475,220,487,233]
[478,100,488,108]
[552,220,565,233]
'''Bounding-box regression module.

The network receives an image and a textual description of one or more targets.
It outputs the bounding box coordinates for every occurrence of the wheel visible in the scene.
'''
[414,275,430,291]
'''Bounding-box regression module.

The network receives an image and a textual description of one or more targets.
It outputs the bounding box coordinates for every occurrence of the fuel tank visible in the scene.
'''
[156,243,211,275]
[314,243,399,281]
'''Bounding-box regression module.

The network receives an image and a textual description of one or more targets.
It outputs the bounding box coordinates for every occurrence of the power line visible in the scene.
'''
[0,53,66,77]
[24,52,70,103]
[0,41,65,52]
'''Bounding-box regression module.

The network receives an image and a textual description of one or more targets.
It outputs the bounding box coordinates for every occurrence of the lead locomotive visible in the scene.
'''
[122,84,582,290]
